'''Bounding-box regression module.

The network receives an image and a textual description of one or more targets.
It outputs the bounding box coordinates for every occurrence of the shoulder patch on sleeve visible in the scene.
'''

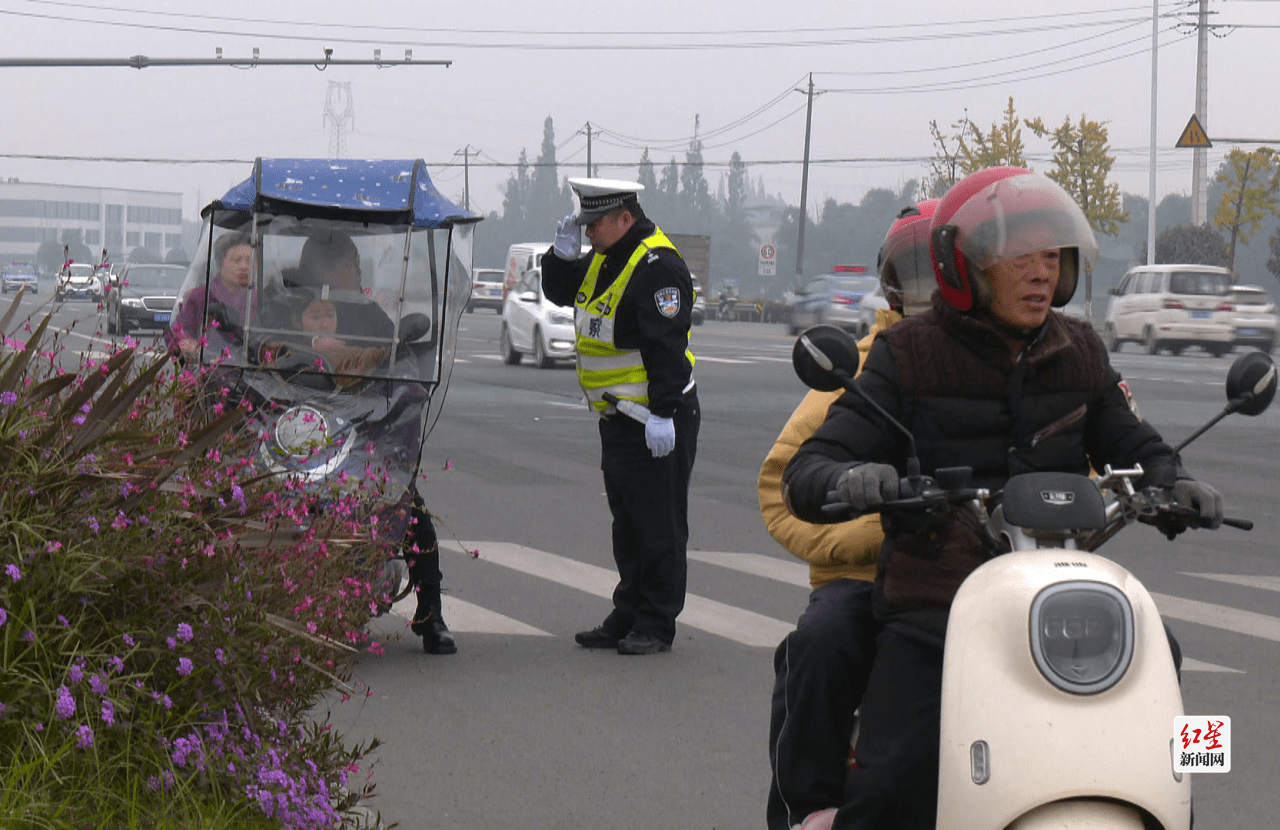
[654,287,680,318]
[1117,380,1142,422]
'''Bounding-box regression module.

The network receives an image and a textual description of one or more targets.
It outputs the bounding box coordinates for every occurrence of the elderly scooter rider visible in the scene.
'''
[761,199,939,830]
[781,166,1223,830]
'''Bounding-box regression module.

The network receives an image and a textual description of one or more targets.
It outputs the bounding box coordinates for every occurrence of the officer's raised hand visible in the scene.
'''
[645,414,676,458]
[553,213,581,260]
[835,463,899,513]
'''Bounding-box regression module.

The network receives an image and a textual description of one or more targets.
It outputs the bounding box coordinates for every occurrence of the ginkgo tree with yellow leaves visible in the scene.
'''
[1026,113,1129,321]
[1212,147,1280,277]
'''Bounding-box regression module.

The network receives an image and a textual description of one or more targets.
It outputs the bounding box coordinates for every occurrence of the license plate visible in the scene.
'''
[1238,328,1257,336]
[1191,310,1210,319]
[153,313,171,323]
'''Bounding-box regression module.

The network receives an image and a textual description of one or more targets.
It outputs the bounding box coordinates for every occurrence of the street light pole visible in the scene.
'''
[794,73,815,291]
[1147,0,1159,265]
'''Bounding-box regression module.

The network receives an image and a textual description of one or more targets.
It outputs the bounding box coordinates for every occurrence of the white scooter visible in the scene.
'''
[793,325,1277,829]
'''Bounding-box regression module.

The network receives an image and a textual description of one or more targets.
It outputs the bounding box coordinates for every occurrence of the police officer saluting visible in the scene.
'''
[541,178,700,655]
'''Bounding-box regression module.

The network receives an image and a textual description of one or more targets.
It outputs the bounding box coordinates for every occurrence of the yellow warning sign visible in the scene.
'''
[1176,114,1212,148]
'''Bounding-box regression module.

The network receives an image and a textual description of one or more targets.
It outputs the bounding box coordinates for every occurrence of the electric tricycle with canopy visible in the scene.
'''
[168,158,480,649]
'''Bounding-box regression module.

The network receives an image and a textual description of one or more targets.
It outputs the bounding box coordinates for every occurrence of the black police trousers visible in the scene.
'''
[597,387,699,645]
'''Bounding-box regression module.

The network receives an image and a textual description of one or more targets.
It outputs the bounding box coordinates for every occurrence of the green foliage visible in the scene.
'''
[1026,114,1128,237]
[1212,148,1280,274]
[1138,224,1230,267]
[0,304,395,828]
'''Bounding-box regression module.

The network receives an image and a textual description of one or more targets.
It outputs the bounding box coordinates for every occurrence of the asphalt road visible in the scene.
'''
[19,296,1280,830]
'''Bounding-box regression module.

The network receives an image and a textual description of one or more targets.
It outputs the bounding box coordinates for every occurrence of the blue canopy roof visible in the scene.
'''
[206,158,479,228]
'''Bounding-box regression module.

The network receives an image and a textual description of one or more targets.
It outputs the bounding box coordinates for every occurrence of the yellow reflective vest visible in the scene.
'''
[574,228,695,413]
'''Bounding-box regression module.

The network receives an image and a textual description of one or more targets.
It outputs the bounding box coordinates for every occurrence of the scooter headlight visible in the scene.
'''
[1029,582,1134,695]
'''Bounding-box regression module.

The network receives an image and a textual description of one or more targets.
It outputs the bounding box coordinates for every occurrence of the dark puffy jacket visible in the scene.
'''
[782,295,1181,645]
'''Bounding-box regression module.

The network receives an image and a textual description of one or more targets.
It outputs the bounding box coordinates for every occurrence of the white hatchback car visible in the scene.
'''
[500,267,576,368]
[1103,264,1234,357]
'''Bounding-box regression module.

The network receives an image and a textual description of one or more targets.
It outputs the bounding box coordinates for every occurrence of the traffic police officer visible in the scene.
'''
[541,178,700,655]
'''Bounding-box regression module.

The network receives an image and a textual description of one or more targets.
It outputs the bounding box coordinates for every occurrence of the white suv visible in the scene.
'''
[1103,264,1234,357]
[499,267,576,368]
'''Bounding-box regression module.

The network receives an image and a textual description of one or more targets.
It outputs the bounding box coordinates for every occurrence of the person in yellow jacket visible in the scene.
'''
[763,200,939,830]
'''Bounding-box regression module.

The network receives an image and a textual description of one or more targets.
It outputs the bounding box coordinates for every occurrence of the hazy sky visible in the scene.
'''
[2,0,1278,222]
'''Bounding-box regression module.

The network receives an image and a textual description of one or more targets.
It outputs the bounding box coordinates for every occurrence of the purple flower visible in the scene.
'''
[108,656,124,674]
[166,637,177,650]
[5,564,19,582]
[0,391,16,405]
[122,633,135,648]
[89,674,107,695]
[176,623,193,642]
[45,540,61,552]
[214,648,226,665]
[68,663,83,684]
[55,686,75,719]
[76,724,94,749]
[101,700,115,726]
[87,516,99,533]
[0,608,7,627]
[177,657,193,677]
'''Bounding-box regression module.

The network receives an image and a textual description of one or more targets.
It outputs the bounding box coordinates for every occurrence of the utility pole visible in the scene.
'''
[453,145,474,211]
[1147,0,1159,265]
[1191,0,1210,225]
[794,74,816,290]
[585,122,594,178]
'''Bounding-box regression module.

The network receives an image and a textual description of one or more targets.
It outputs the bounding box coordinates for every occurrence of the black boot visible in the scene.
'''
[411,606,457,655]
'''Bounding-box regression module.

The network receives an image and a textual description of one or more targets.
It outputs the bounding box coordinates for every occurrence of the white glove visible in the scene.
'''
[553,213,581,260]
[644,414,676,458]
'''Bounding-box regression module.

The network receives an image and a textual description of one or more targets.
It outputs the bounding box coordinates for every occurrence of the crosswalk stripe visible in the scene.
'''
[1181,573,1280,593]
[437,542,1270,663]
[1152,592,1280,643]
[443,541,795,647]
[689,551,810,588]
[388,594,551,636]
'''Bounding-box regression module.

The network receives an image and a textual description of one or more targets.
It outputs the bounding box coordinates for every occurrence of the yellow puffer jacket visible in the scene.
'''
[757,309,902,588]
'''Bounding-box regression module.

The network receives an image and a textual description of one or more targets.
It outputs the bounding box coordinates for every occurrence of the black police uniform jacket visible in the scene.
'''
[782,293,1181,646]
[541,218,695,418]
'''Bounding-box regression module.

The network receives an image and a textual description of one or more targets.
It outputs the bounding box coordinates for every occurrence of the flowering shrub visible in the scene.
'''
[0,305,396,828]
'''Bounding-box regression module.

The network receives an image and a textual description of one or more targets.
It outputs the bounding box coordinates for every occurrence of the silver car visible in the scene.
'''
[500,267,576,368]
[1230,285,1277,353]
[786,268,879,335]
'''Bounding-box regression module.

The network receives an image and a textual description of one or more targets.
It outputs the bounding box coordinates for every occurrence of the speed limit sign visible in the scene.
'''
[759,243,777,276]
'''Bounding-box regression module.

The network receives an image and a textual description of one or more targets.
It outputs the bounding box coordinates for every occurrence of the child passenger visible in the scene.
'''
[293,295,386,375]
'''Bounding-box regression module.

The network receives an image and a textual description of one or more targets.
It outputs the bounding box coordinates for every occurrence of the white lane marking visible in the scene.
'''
[693,355,753,364]
[1152,592,1280,643]
[389,594,551,637]
[1181,573,1280,593]
[1181,657,1243,674]
[471,354,503,361]
[442,541,795,648]
[688,551,810,588]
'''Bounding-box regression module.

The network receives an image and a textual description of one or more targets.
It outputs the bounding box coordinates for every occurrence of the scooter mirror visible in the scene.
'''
[792,324,860,392]
[1225,351,1277,417]
[400,312,432,343]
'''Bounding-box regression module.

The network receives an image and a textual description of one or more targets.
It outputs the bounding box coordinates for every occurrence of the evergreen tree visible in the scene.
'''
[637,148,658,196]
[530,116,564,225]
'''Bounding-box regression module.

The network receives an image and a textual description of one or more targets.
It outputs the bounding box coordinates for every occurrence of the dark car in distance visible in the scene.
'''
[105,263,187,335]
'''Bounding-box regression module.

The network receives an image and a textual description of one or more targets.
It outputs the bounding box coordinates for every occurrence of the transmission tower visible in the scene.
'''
[323,81,355,159]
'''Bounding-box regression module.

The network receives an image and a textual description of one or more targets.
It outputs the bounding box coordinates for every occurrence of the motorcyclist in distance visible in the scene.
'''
[781,167,1223,829]
[760,199,938,830]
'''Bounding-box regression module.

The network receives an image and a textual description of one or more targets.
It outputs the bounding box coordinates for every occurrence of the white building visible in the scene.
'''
[0,180,183,268]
